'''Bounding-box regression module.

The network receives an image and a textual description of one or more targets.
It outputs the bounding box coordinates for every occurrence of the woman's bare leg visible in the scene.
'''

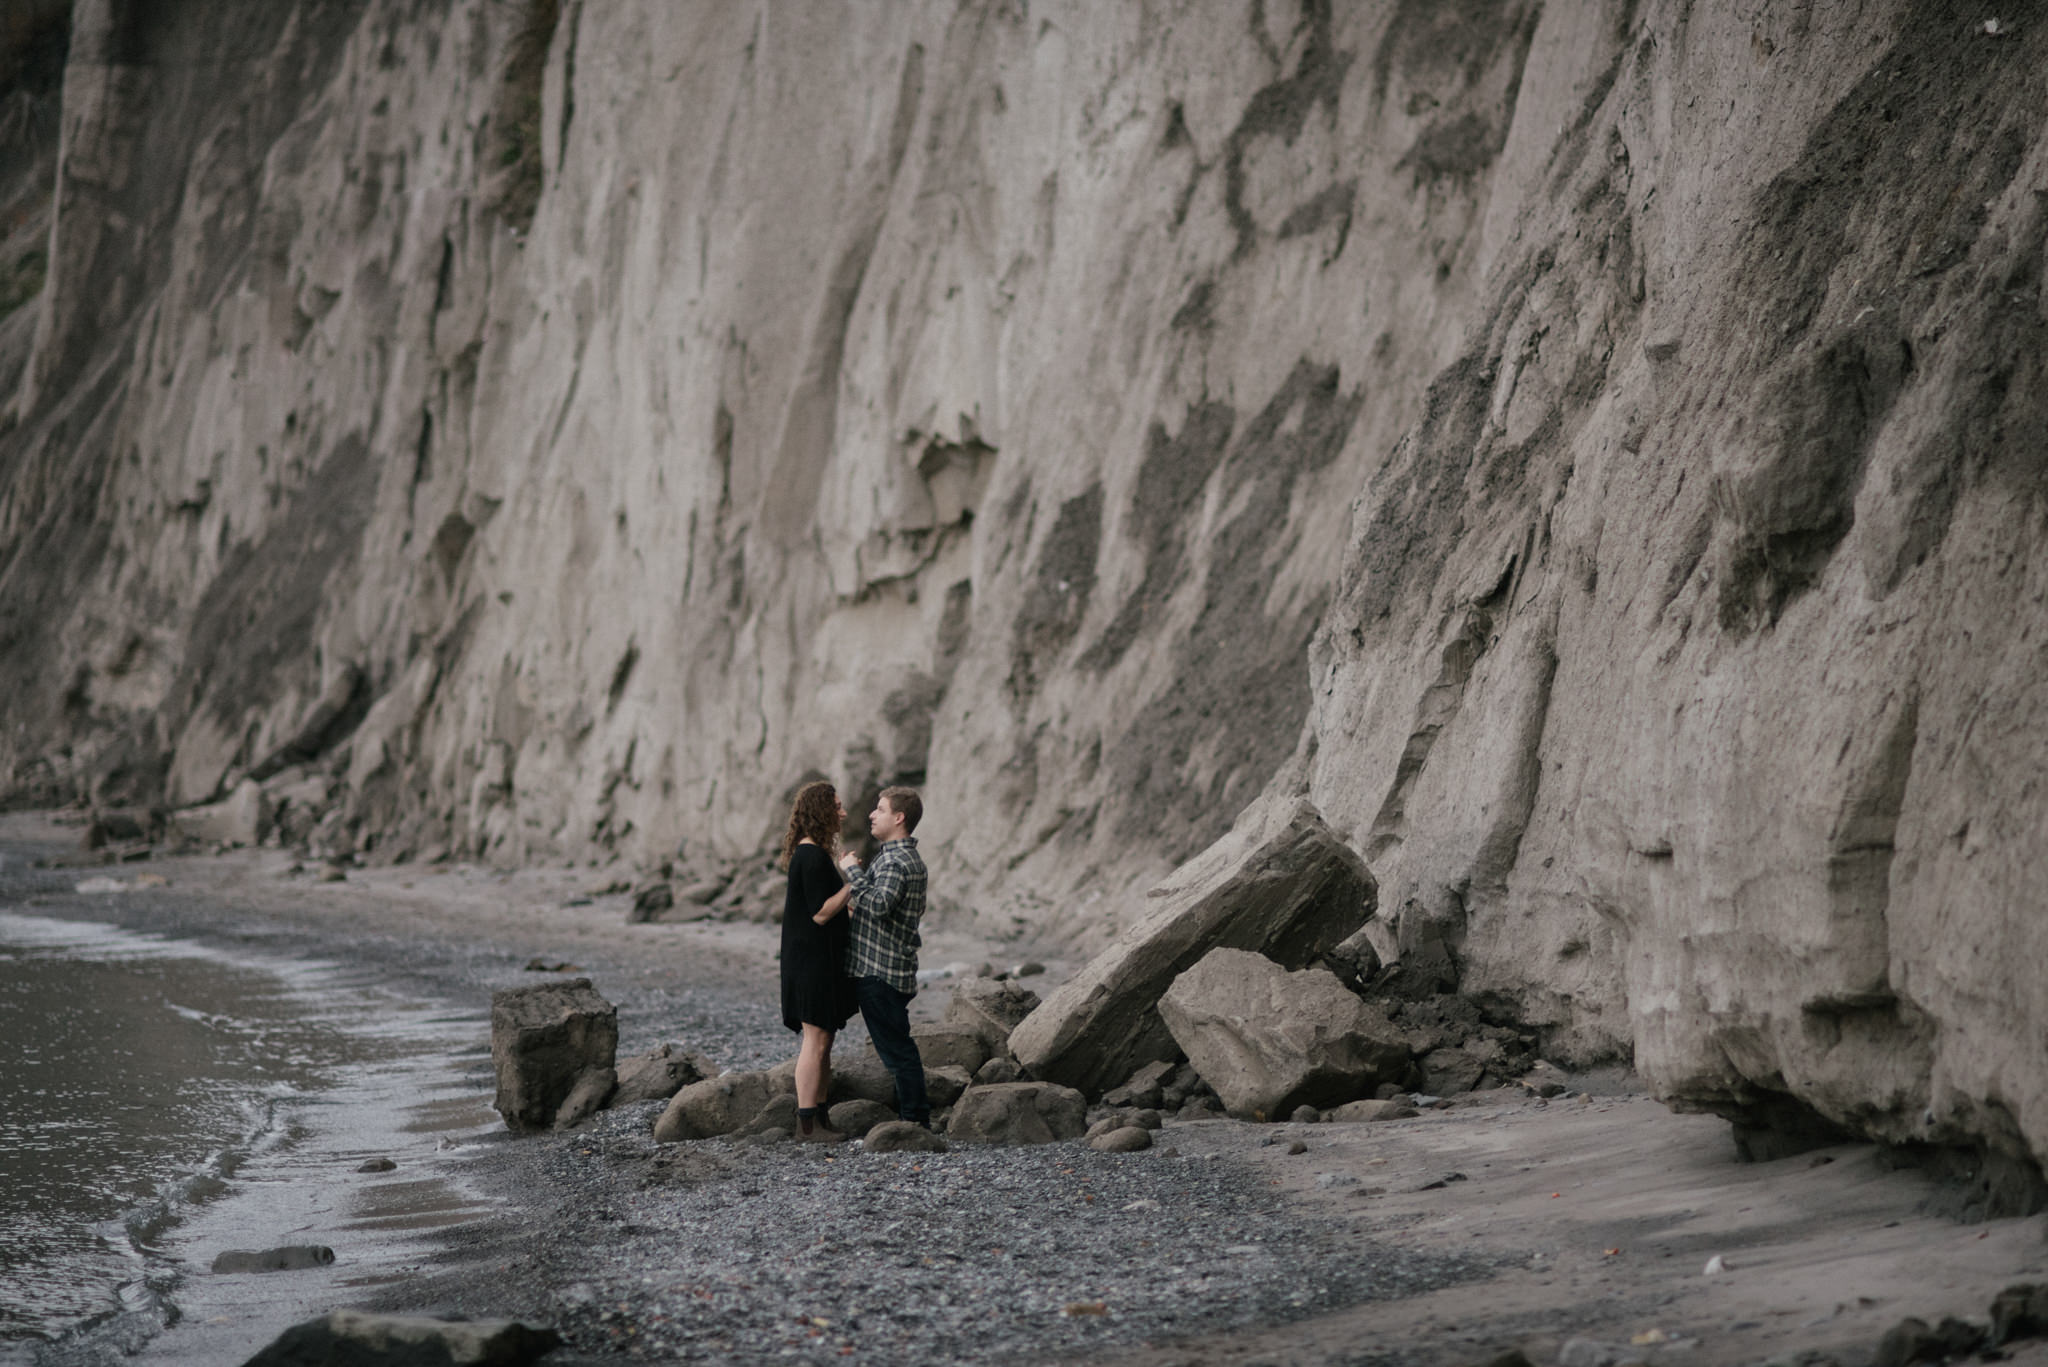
[796,1025,832,1110]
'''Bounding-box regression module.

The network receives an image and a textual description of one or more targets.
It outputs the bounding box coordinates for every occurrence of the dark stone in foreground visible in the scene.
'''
[490,978,618,1132]
[240,1311,559,1366]
[864,1120,948,1153]
[212,1245,335,1274]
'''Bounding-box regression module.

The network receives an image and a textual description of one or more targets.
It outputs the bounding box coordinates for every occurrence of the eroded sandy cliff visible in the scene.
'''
[2,1,2043,1180]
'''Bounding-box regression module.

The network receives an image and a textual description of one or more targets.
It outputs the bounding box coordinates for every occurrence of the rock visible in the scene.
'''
[1087,1107,1162,1139]
[355,1157,396,1172]
[553,1066,616,1129]
[1419,1045,1489,1096]
[1873,1316,1986,1367]
[1157,948,1411,1119]
[946,1082,1089,1146]
[316,863,347,883]
[1556,1338,1621,1367]
[739,1094,799,1137]
[210,1245,334,1274]
[1177,1095,1225,1121]
[653,1070,772,1143]
[1324,1098,1419,1123]
[609,1042,718,1107]
[923,1064,973,1109]
[675,878,726,905]
[974,1057,1024,1085]
[1090,1125,1153,1153]
[1290,1105,1321,1124]
[1103,1058,1176,1109]
[1990,1282,2048,1346]
[168,779,273,849]
[864,1120,948,1154]
[625,880,673,922]
[241,1310,559,1366]
[828,1099,896,1136]
[1013,962,1046,978]
[945,977,1041,1057]
[489,978,618,1133]
[1286,1140,1308,1155]
[910,1022,991,1074]
[826,1048,897,1108]
[1520,1059,1570,1098]
[1010,801,1375,1097]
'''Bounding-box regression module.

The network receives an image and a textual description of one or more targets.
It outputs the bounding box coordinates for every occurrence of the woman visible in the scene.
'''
[779,779,855,1141]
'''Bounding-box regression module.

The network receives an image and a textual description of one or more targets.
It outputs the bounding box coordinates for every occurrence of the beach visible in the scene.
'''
[4,811,2047,1367]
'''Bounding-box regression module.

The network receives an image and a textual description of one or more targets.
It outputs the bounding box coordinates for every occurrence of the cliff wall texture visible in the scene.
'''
[2,1,2044,1176]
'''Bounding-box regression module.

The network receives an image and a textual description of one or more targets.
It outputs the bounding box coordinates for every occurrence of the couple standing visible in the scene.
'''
[778,781,929,1142]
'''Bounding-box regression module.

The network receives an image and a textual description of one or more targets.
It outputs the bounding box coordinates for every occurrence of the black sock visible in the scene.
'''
[798,1107,817,1135]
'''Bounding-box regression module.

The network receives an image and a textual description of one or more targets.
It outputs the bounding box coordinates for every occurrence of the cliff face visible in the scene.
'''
[3,1,2045,1175]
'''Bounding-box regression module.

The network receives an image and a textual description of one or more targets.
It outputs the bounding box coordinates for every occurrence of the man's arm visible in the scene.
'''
[845,850,909,924]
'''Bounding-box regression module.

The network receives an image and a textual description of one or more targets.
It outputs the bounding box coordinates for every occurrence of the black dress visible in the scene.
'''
[780,843,854,1033]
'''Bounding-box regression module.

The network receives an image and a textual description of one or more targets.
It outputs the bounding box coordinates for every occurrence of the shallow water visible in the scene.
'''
[0,903,498,1359]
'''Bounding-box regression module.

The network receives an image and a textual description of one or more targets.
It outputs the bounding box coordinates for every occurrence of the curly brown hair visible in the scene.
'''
[779,780,840,866]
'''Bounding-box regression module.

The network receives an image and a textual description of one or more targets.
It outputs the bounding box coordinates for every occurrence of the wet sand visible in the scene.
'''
[6,811,2047,1366]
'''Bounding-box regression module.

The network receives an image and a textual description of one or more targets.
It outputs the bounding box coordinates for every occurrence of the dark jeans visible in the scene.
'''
[854,976,929,1124]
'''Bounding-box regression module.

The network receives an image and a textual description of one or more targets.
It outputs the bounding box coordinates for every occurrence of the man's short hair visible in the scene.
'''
[880,785,922,834]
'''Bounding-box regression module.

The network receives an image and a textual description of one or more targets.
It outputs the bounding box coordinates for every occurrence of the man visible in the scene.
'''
[835,786,930,1128]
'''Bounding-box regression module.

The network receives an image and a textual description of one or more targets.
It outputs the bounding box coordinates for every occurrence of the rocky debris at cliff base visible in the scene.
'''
[489,978,618,1132]
[240,1310,559,1366]
[1159,948,1411,1119]
[945,975,1041,1057]
[1010,801,1377,1097]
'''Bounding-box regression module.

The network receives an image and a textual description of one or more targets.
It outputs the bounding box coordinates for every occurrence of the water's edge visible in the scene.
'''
[0,847,504,1365]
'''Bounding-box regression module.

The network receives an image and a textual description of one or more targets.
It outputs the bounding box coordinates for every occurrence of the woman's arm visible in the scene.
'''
[813,883,851,925]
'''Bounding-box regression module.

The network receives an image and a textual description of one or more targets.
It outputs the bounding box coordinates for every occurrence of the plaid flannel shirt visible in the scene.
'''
[844,836,926,994]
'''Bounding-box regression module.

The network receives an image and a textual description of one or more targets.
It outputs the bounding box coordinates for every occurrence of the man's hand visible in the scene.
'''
[840,853,862,873]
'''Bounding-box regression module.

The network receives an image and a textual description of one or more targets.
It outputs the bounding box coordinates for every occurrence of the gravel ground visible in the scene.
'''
[379,1104,1495,1366]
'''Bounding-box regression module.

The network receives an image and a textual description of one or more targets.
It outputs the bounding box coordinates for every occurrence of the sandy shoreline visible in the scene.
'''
[5,812,2047,1367]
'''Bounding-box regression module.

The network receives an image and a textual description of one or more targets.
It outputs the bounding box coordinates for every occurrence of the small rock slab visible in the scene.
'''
[864,1120,948,1153]
[490,978,618,1132]
[1324,1098,1419,1123]
[1090,1125,1154,1153]
[212,1245,333,1274]
[240,1310,559,1366]
[910,1022,991,1073]
[946,1081,1087,1146]
[945,977,1041,1057]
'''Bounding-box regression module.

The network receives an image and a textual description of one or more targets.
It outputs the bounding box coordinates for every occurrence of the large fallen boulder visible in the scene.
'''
[654,1071,773,1142]
[168,779,273,849]
[490,979,618,1132]
[1010,800,1375,1096]
[610,1042,718,1107]
[945,978,1040,1057]
[946,1081,1088,1146]
[1158,948,1411,1119]
[241,1310,559,1366]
